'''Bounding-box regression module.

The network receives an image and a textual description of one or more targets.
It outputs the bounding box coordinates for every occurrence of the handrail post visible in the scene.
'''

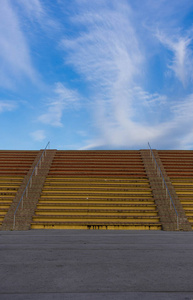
[13,214,15,229]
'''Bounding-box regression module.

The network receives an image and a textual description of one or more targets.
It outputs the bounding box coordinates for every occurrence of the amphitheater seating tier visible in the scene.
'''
[2,149,192,231]
[0,151,38,227]
[31,151,161,230]
[158,150,193,229]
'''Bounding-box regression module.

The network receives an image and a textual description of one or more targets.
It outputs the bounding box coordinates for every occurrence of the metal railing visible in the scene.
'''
[148,142,179,230]
[13,141,50,229]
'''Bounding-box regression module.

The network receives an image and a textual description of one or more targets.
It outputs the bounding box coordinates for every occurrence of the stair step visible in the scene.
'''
[0,204,10,209]
[29,150,161,230]
[0,187,22,192]
[0,191,17,196]
[44,183,150,188]
[185,211,193,216]
[37,203,157,209]
[0,215,5,222]
[32,215,160,222]
[41,194,153,199]
[175,192,193,195]
[0,209,8,214]
[182,205,193,209]
[46,177,149,182]
[35,209,158,216]
[31,221,162,230]
[42,191,152,196]
[42,187,151,192]
[0,197,15,202]
[38,199,154,204]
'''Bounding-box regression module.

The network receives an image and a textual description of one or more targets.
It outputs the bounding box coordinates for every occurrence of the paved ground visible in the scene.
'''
[0,230,193,299]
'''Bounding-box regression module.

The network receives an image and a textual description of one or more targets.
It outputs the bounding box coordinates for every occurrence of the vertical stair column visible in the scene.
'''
[14,149,57,230]
[141,150,186,231]
[1,150,43,230]
[153,150,192,231]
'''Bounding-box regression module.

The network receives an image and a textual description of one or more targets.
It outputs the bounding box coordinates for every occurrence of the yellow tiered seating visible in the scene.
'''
[171,179,193,228]
[31,151,161,230]
[0,176,23,226]
[158,150,193,229]
[0,151,38,227]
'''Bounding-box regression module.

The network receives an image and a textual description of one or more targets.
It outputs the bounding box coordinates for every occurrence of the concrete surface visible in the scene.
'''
[0,230,193,299]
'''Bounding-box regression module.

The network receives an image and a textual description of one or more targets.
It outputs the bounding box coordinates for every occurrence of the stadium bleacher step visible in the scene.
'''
[5,149,193,231]
[31,150,161,230]
[158,150,193,230]
[0,151,39,229]
[31,221,162,230]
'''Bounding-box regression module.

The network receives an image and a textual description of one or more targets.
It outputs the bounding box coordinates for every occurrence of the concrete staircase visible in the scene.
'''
[158,150,193,230]
[0,151,38,228]
[31,151,162,230]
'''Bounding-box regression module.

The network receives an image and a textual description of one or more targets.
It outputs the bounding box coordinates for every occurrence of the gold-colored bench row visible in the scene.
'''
[0,176,24,226]
[171,178,193,229]
[31,176,161,230]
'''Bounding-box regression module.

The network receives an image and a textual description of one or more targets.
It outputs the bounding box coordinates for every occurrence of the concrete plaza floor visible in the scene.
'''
[0,230,193,299]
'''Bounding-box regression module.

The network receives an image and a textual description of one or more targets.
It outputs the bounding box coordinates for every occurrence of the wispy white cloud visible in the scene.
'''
[16,0,60,32]
[0,101,17,113]
[0,0,59,91]
[16,0,44,21]
[59,0,193,150]
[0,0,39,89]
[169,93,193,148]
[60,1,145,142]
[38,82,80,127]
[60,1,171,149]
[30,130,46,142]
[156,32,193,86]
[87,90,193,149]
[62,2,143,84]
[2,0,193,150]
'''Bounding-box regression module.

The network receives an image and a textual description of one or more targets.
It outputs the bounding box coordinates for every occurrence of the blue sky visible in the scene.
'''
[1,0,193,150]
